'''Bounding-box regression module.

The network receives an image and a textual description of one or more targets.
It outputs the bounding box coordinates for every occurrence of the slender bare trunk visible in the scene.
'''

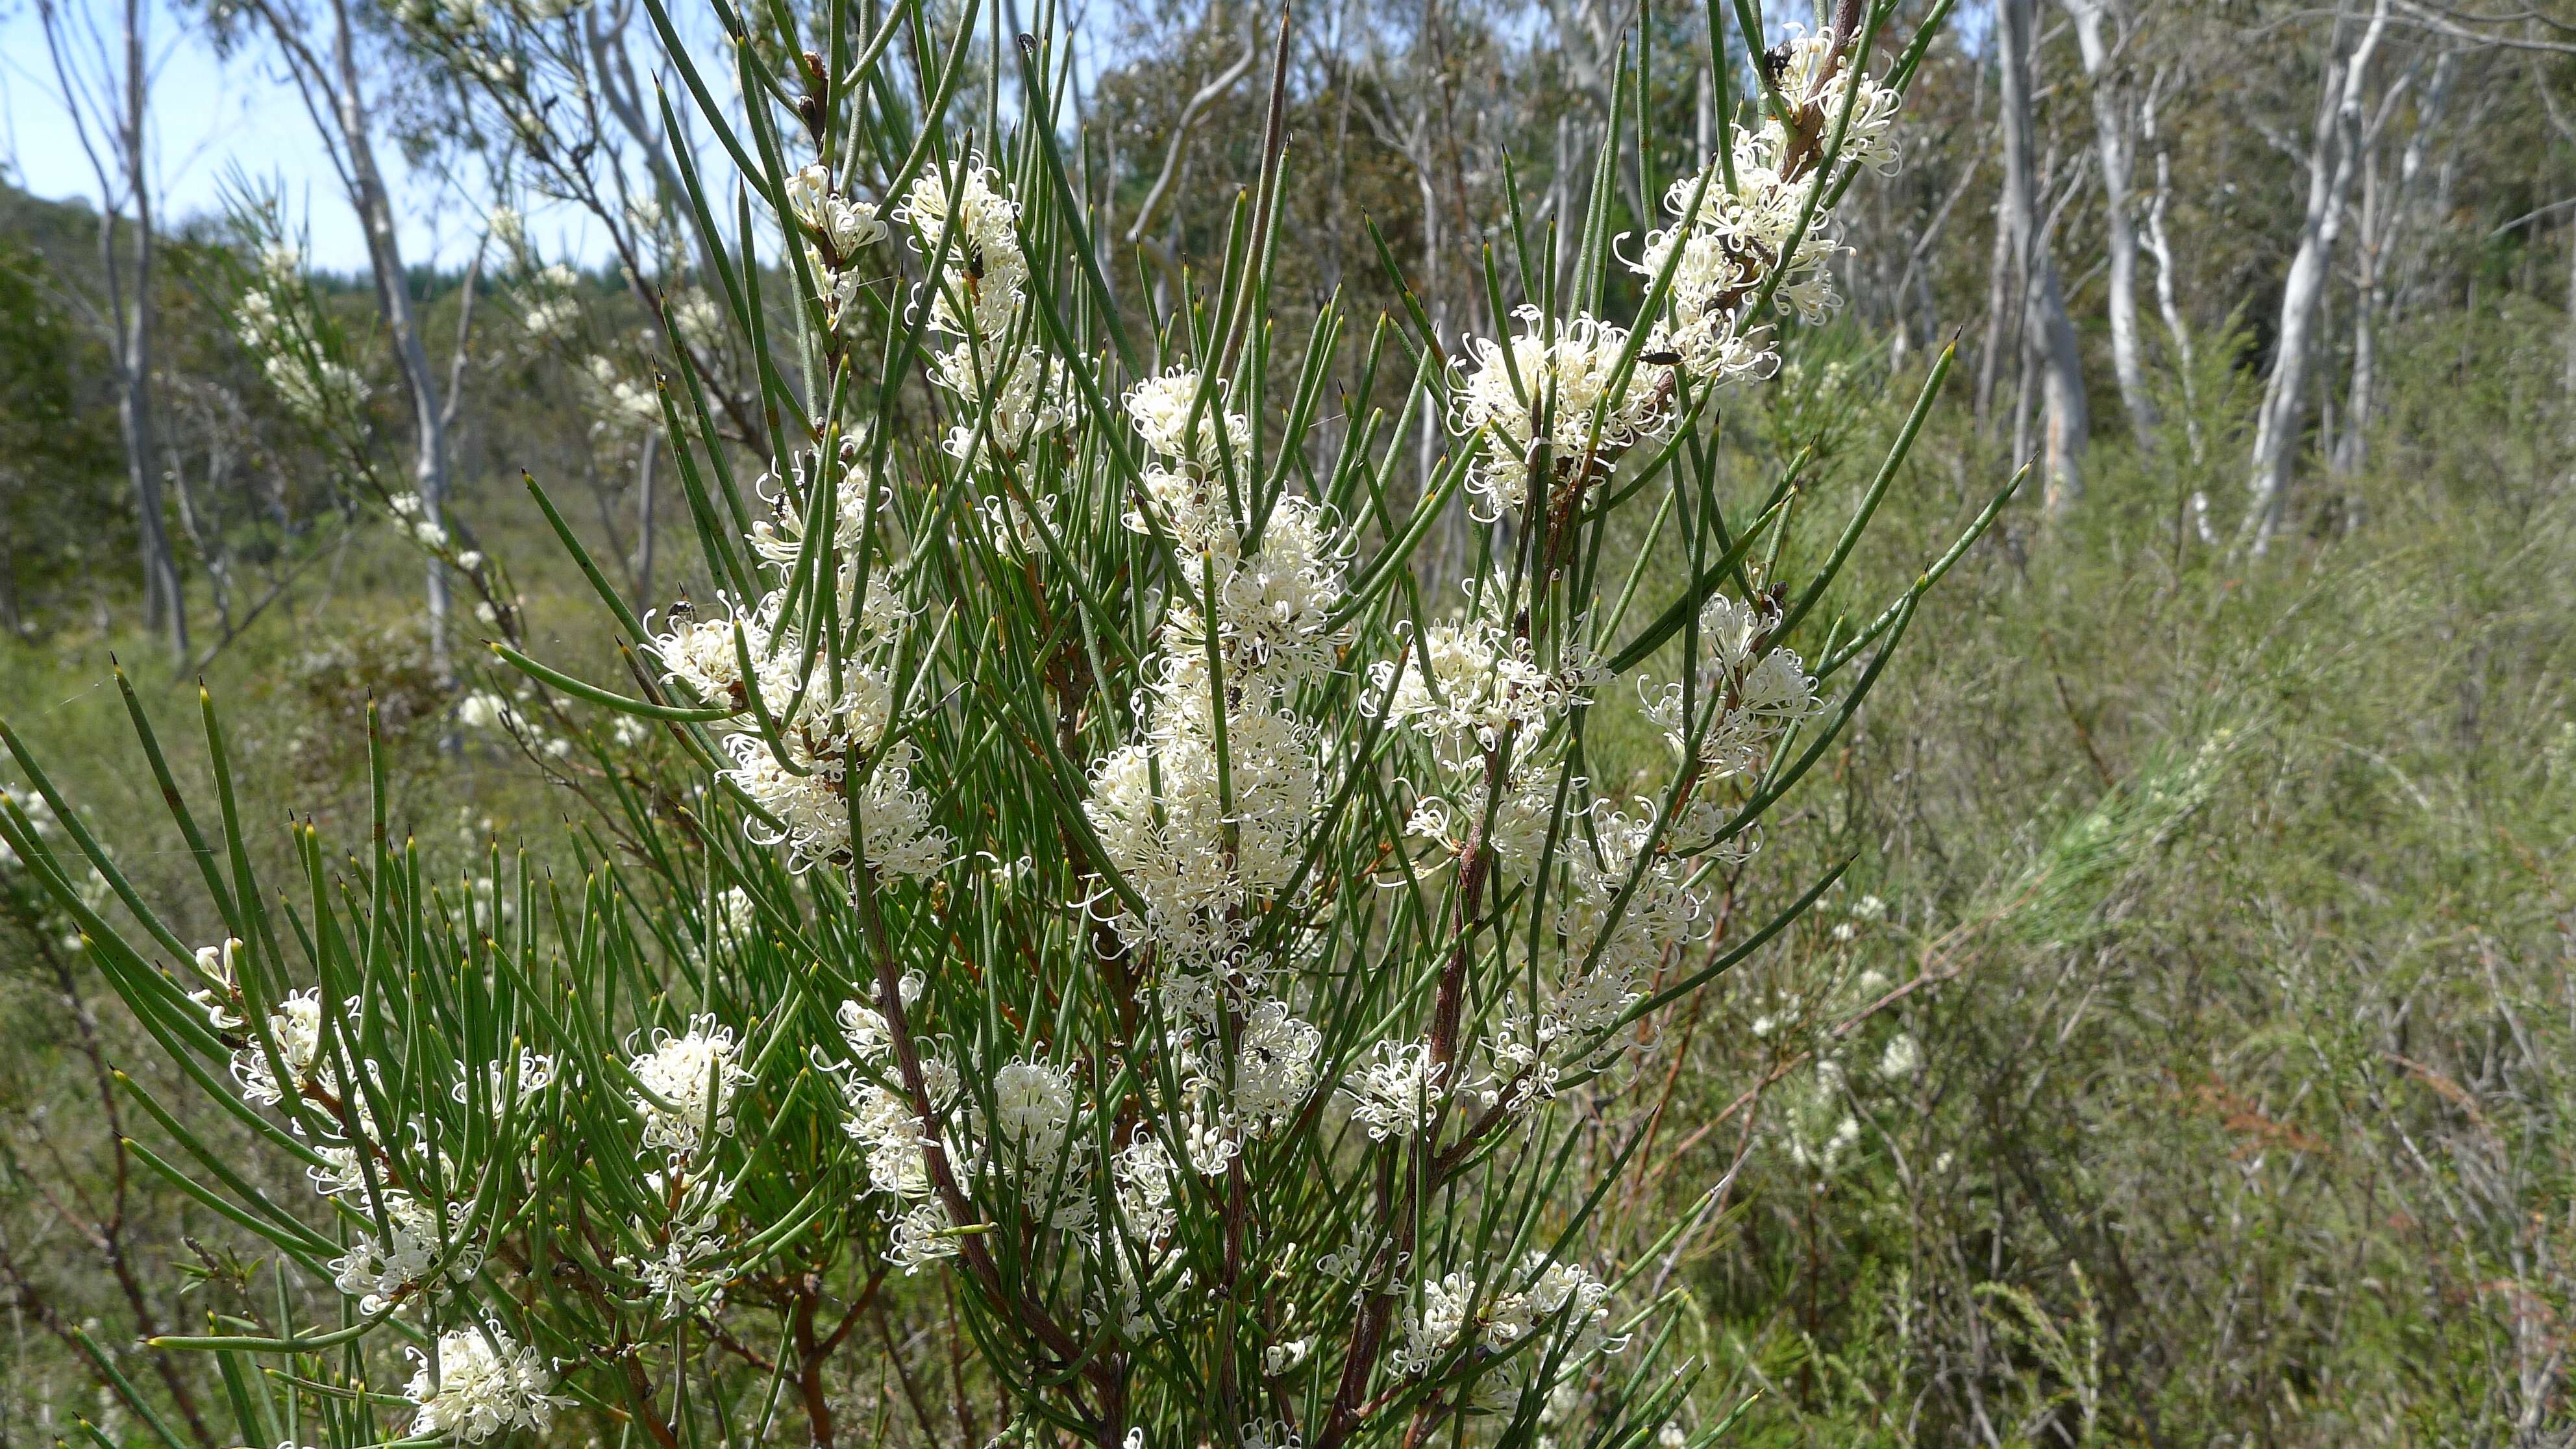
[2338,234,2376,480]
[1999,0,2088,512]
[118,0,181,658]
[1976,197,2014,428]
[2340,55,2449,502]
[2140,75,2213,555]
[327,0,454,675]
[115,155,183,659]
[2062,0,2153,444]
[42,0,185,660]
[2244,0,2391,555]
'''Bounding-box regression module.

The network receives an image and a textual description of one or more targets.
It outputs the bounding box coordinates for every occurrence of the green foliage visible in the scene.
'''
[0,228,125,631]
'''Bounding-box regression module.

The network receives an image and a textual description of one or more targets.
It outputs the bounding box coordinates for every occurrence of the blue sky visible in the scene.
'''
[0,0,1094,275]
[4,0,423,269]
[0,0,621,272]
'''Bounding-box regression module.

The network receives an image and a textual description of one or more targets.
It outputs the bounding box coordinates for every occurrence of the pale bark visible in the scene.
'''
[39,0,186,661]
[2061,0,2155,444]
[245,0,465,674]
[2336,53,2449,485]
[1976,189,2016,427]
[2244,0,2392,555]
[205,0,457,665]
[1125,13,1259,276]
[1999,0,2089,513]
[2138,71,2216,551]
[2139,77,2196,390]
[333,0,456,676]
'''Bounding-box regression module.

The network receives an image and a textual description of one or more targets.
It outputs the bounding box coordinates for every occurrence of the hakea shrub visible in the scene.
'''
[0,1,2001,1448]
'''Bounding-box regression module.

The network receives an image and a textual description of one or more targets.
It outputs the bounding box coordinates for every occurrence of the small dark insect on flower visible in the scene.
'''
[1763,42,1796,87]
[1642,351,1684,366]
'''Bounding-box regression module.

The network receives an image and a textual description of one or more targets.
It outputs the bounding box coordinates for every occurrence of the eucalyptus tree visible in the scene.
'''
[1996,0,2088,514]
[2059,0,2153,445]
[202,0,484,677]
[2242,0,2390,553]
[34,0,187,660]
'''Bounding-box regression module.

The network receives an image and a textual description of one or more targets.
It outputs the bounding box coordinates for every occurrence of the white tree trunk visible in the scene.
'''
[1976,192,2015,427]
[2244,0,2390,555]
[115,0,183,659]
[2062,0,2154,445]
[328,0,455,676]
[1999,0,2088,513]
[40,0,186,660]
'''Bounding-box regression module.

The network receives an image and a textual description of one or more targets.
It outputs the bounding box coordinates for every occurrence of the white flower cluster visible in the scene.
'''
[1758,954,1920,1178]
[1629,26,1901,369]
[898,159,1068,465]
[1542,799,1713,1013]
[834,984,1097,1274]
[236,245,370,427]
[1390,1254,1620,1385]
[388,491,451,552]
[787,164,888,330]
[1636,592,1824,787]
[826,365,1344,1331]
[1341,1038,1446,1141]
[1366,600,1739,1114]
[1779,1056,1862,1176]
[626,1014,751,1160]
[332,1190,486,1315]
[390,0,589,58]
[1830,891,1888,943]
[1770,25,1903,179]
[454,689,574,759]
[668,288,725,343]
[1446,25,1903,512]
[1449,310,1678,521]
[519,262,584,343]
[180,937,540,1322]
[1370,611,1585,770]
[645,434,948,878]
[582,354,663,434]
[1071,370,1350,1328]
[404,1324,569,1444]
[621,1169,737,1319]
[1087,368,1350,974]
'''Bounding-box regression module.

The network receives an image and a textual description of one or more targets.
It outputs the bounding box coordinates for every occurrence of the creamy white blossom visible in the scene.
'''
[1369,613,1576,765]
[404,1325,567,1443]
[332,1190,484,1313]
[887,1199,962,1273]
[986,1058,1076,1174]
[230,989,326,1107]
[1638,592,1824,782]
[1877,1032,1921,1082]
[1621,24,1901,380]
[584,354,663,433]
[628,1015,750,1158]
[1450,308,1676,520]
[900,158,1068,464]
[787,164,888,329]
[1341,1039,1446,1141]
